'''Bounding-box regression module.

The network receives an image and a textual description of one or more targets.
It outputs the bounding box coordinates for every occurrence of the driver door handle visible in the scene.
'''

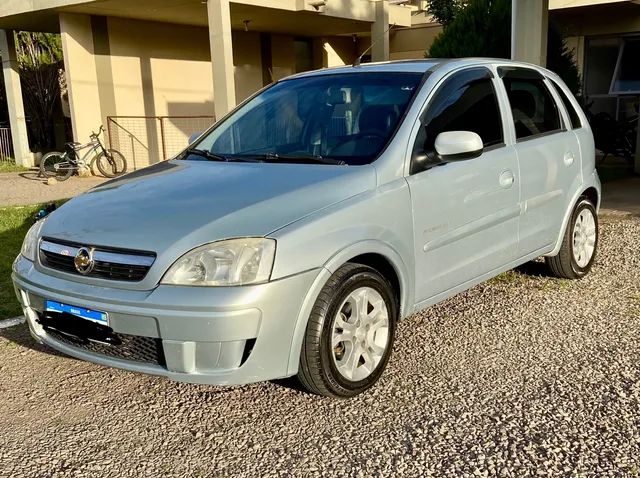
[499,170,515,189]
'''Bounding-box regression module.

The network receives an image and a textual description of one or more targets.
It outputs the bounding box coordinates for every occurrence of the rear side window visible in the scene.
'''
[550,79,582,129]
[503,78,561,140]
[421,67,504,151]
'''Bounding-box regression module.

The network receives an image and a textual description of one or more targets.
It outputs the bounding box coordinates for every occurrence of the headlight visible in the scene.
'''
[21,220,44,262]
[161,238,276,286]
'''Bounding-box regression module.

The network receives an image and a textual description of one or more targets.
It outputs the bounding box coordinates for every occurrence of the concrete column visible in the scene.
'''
[207,0,236,119]
[511,0,549,66]
[0,30,33,167]
[371,0,390,63]
[60,13,103,143]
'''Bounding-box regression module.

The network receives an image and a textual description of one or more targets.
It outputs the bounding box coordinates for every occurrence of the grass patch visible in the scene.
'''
[0,201,65,319]
[489,270,522,284]
[0,204,38,319]
[0,161,29,173]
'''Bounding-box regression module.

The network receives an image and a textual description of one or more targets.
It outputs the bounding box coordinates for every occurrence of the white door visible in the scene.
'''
[407,67,520,303]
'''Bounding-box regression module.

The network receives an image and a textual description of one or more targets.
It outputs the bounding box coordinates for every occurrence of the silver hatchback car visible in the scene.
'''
[13,59,600,397]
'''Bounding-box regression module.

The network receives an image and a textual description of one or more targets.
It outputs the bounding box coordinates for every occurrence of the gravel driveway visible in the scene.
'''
[1,216,639,477]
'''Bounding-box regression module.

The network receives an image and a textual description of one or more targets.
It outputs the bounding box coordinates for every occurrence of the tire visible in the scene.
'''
[40,151,73,181]
[96,149,127,178]
[297,263,398,398]
[546,198,598,279]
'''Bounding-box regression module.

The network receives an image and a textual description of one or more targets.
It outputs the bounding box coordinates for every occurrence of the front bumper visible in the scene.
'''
[12,255,320,385]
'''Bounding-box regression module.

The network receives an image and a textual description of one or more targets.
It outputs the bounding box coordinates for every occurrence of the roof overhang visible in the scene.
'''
[0,0,412,34]
[549,0,640,10]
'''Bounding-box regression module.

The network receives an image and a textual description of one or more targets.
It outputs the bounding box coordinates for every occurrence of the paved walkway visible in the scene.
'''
[0,170,108,207]
[600,177,640,217]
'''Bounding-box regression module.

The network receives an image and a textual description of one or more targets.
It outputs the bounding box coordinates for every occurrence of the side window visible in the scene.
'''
[503,77,561,139]
[550,79,582,129]
[417,68,504,155]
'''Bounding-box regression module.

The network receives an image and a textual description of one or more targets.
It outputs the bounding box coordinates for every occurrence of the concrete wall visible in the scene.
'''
[270,34,295,81]
[390,24,442,60]
[322,36,358,67]
[106,18,214,119]
[60,13,103,145]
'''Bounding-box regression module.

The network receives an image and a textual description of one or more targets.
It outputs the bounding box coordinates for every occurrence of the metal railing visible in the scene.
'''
[0,128,14,164]
[107,116,215,170]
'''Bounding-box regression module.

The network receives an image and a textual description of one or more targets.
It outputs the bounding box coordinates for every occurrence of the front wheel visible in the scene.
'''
[546,198,598,279]
[96,149,127,178]
[297,263,397,397]
[40,152,73,181]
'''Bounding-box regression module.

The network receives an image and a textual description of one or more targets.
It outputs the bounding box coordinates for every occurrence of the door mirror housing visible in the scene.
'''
[188,132,202,145]
[434,131,483,162]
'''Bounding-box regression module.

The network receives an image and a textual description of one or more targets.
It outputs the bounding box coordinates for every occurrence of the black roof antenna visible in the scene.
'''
[353,22,396,67]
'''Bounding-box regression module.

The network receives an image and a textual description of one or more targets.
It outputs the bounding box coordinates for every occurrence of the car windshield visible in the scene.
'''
[188,72,423,166]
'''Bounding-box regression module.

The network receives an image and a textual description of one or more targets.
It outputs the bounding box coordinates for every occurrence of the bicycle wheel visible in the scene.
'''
[40,152,74,181]
[96,149,127,178]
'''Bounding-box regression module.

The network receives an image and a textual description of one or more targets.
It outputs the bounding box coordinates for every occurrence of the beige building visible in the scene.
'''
[0,0,639,170]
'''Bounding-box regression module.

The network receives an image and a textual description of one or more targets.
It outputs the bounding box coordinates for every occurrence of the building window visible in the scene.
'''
[610,38,640,94]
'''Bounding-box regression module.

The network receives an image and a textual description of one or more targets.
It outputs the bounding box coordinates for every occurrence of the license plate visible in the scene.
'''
[45,300,108,326]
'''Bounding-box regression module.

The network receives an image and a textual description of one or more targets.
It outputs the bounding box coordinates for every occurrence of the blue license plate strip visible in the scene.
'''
[45,300,108,325]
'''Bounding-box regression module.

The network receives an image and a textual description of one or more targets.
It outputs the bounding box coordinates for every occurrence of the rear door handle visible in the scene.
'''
[564,152,575,166]
[499,170,515,188]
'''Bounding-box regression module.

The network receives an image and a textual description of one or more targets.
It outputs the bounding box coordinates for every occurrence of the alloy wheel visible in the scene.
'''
[331,286,390,382]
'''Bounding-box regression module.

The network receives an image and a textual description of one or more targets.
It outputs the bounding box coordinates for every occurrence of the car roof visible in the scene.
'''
[287,58,551,80]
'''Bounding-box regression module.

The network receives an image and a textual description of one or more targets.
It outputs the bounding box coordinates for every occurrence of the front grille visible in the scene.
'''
[44,325,166,366]
[39,238,155,282]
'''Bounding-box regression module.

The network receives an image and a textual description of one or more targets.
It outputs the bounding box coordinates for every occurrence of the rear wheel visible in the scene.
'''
[297,263,397,397]
[96,149,127,177]
[546,198,598,279]
[40,152,73,181]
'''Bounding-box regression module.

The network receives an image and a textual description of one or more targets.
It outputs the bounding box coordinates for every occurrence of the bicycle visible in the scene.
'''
[40,126,127,181]
[585,102,638,164]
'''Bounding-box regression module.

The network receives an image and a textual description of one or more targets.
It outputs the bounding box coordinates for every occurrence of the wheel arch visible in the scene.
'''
[547,179,601,257]
[286,240,414,376]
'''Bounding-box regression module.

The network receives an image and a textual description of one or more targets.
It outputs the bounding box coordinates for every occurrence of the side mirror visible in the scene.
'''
[434,131,483,162]
[188,132,202,145]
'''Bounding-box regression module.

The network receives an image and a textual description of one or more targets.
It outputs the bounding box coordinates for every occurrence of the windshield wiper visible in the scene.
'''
[184,148,267,163]
[261,152,347,166]
[183,148,228,162]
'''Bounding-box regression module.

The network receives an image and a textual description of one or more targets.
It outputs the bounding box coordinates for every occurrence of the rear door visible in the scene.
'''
[407,67,520,303]
[497,67,581,256]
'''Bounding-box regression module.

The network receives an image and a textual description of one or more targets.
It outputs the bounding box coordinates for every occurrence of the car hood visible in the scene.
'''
[41,160,376,256]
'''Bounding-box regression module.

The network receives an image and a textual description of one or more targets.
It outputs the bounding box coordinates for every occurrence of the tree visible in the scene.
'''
[14,32,64,150]
[426,0,581,94]
[426,0,468,25]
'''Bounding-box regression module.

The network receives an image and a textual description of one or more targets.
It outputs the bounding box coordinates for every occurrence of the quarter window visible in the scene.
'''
[503,78,561,139]
[550,79,582,129]
[419,68,504,155]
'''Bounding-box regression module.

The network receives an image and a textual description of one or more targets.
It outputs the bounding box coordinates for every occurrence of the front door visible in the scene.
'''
[407,67,520,303]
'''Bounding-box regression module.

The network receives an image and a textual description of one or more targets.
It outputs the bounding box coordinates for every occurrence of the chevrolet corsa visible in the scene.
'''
[13,59,600,397]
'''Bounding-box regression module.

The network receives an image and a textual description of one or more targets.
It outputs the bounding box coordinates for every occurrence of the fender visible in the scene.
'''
[546,171,601,257]
[285,240,414,376]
